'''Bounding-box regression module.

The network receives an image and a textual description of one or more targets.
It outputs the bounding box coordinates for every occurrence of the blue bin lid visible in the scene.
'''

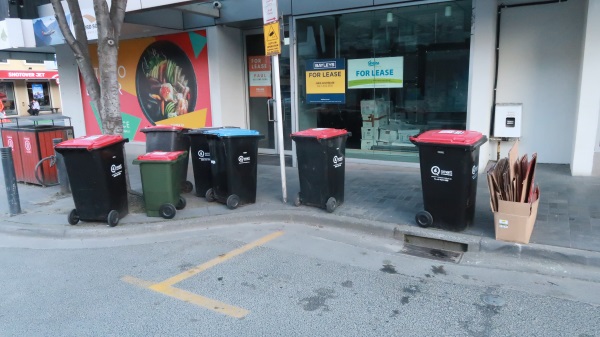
[203,128,262,138]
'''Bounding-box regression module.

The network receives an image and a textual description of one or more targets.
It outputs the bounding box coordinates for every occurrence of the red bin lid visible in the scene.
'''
[410,130,484,145]
[141,125,185,132]
[136,151,186,161]
[291,128,348,140]
[55,134,125,150]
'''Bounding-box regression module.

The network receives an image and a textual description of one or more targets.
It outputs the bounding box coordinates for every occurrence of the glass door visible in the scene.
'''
[245,31,292,154]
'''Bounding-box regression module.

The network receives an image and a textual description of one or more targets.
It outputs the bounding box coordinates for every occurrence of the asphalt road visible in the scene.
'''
[1,223,599,337]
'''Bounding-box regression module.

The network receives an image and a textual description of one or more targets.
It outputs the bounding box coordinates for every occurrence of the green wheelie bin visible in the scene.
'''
[133,151,187,219]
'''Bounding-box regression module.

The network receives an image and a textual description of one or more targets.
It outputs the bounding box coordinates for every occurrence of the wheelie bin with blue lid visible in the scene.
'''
[203,128,264,209]
[141,125,193,193]
[186,127,239,198]
[55,134,129,227]
[291,128,350,213]
[409,130,488,231]
[133,150,187,219]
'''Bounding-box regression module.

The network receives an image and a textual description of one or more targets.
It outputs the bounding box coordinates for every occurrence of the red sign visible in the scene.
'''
[0,70,59,80]
[248,56,272,98]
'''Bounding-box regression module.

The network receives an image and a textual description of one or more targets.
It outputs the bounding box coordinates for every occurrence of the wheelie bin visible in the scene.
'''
[409,130,488,231]
[55,135,129,227]
[186,127,238,198]
[203,128,264,209]
[141,125,193,193]
[133,151,187,219]
[291,128,350,213]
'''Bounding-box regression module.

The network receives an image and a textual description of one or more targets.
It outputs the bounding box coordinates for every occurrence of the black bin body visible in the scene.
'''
[141,125,191,191]
[291,128,349,210]
[55,135,129,222]
[186,127,238,197]
[410,130,487,231]
[205,128,264,207]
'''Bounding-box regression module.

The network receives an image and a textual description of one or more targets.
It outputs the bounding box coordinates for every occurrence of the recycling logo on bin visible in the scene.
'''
[24,137,32,154]
[111,163,123,178]
[472,164,478,179]
[333,155,344,168]
[431,165,452,182]
[198,150,210,162]
[238,152,251,165]
[6,136,13,149]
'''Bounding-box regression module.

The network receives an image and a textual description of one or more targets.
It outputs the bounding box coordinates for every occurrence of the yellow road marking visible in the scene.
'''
[121,231,284,318]
[150,285,249,318]
[156,230,284,287]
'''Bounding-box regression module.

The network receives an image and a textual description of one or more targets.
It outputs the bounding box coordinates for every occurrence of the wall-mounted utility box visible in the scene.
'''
[494,103,522,138]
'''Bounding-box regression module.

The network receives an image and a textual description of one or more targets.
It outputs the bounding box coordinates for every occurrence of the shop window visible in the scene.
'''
[296,1,472,162]
[27,82,51,108]
[0,82,17,116]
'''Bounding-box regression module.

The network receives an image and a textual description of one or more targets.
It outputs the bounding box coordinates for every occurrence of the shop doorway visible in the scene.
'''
[244,31,292,155]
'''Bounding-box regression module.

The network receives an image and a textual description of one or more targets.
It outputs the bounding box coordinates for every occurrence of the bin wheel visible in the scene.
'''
[415,211,433,228]
[226,194,240,210]
[176,196,187,210]
[293,193,301,207]
[107,210,119,227]
[182,181,194,194]
[205,188,216,202]
[68,209,80,225]
[159,204,177,219]
[326,197,337,213]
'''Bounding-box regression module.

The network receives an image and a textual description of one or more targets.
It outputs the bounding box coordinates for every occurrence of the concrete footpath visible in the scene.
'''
[1,143,600,267]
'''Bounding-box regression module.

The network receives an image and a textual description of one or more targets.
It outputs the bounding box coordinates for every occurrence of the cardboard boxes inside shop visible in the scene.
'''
[360,99,420,150]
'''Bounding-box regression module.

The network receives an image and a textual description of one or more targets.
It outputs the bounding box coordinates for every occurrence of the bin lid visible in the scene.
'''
[140,125,186,133]
[410,130,485,146]
[203,128,262,138]
[291,128,348,140]
[136,150,186,161]
[55,134,126,150]
[186,126,239,135]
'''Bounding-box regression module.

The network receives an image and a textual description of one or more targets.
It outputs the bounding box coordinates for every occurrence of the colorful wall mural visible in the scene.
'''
[81,30,211,141]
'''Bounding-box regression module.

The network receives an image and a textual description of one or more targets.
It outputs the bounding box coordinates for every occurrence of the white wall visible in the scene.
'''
[207,26,247,128]
[467,0,497,171]
[572,0,600,175]
[495,0,585,164]
[55,44,87,137]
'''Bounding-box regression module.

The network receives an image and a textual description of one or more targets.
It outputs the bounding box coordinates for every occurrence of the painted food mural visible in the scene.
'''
[136,41,197,123]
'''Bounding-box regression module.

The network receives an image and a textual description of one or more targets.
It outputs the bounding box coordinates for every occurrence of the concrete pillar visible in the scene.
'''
[55,44,87,138]
[467,0,497,171]
[571,0,600,176]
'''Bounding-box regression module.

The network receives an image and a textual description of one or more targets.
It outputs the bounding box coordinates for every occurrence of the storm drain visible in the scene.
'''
[400,235,467,263]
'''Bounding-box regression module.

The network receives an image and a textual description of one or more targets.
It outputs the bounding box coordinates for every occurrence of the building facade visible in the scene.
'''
[5,0,598,175]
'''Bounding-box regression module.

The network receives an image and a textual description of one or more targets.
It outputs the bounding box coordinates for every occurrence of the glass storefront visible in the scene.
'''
[0,82,16,115]
[27,81,51,109]
[295,1,472,162]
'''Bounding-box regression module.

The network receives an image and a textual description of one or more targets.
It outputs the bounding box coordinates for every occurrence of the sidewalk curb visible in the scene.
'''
[2,207,600,268]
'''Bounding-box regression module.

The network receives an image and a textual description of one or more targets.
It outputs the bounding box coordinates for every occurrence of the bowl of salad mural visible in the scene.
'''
[135,41,197,123]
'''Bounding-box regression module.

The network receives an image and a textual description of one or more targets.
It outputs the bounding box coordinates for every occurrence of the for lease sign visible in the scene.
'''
[347,57,404,89]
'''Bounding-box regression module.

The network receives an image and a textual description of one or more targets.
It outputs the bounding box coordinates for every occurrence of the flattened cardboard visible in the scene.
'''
[494,197,539,244]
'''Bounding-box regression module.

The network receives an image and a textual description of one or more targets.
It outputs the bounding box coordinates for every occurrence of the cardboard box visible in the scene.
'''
[397,129,420,143]
[360,99,390,118]
[361,127,377,140]
[362,115,388,128]
[378,129,398,142]
[361,139,374,150]
[493,197,540,244]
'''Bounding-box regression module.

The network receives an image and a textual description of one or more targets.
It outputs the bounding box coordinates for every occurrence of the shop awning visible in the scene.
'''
[0,70,59,80]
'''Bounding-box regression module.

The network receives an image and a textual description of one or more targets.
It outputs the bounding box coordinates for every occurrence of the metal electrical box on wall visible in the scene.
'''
[494,103,522,138]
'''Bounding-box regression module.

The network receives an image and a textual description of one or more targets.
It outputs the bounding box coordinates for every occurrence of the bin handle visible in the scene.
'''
[267,99,275,122]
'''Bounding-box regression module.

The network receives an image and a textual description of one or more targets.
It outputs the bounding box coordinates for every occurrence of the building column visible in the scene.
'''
[55,44,87,138]
[571,0,600,176]
[467,0,497,171]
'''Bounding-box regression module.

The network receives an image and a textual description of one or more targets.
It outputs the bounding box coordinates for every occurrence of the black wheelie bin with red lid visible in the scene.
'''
[410,130,487,231]
[291,128,350,213]
[55,134,129,227]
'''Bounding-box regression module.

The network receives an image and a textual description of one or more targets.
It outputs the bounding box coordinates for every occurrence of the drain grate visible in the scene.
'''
[400,243,463,263]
